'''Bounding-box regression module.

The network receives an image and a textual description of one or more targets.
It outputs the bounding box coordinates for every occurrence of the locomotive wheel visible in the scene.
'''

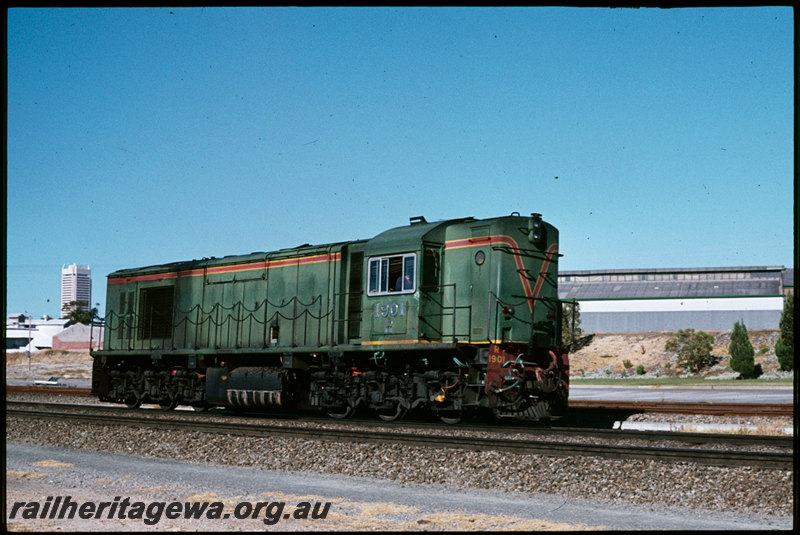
[437,410,462,425]
[123,391,142,409]
[376,398,407,422]
[325,404,354,419]
[158,392,179,411]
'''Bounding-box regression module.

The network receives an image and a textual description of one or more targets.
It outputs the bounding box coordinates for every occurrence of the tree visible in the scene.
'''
[62,300,99,325]
[775,294,794,371]
[665,329,715,374]
[729,320,755,377]
[561,300,583,349]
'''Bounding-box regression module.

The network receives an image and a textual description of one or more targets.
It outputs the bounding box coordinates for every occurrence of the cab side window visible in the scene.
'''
[368,253,416,295]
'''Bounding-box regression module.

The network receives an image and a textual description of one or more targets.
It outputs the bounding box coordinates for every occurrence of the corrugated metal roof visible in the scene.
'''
[559,266,786,276]
[558,278,782,300]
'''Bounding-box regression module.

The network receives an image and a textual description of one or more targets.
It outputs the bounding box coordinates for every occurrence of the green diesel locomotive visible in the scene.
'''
[91,213,568,422]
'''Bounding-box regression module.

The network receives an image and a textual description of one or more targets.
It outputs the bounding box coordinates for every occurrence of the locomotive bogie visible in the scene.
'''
[92,213,568,421]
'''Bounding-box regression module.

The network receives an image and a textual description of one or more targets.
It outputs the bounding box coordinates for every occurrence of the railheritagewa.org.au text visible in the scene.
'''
[9,495,331,526]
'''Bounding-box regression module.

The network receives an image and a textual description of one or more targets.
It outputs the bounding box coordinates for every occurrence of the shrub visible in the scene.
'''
[623,359,633,369]
[665,329,715,374]
[729,320,755,377]
[775,338,792,372]
[776,295,793,372]
[561,300,583,350]
[635,364,645,375]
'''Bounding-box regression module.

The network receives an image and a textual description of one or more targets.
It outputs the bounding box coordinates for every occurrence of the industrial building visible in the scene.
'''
[6,314,71,351]
[558,266,793,333]
[5,314,103,352]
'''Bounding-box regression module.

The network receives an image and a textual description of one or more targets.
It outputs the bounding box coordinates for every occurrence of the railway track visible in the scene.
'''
[6,384,794,417]
[8,400,793,448]
[7,401,793,470]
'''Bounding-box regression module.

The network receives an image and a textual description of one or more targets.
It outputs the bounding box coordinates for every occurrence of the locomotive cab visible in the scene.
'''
[361,216,451,346]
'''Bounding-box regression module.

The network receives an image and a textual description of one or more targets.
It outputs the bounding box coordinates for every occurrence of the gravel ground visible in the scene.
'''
[6,395,793,453]
[7,443,601,532]
[6,409,794,522]
[12,441,794,532]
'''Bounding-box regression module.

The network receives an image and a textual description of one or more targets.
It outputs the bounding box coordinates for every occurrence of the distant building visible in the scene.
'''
[61,263,91,316]
[52,322,104,351]
[6,314,102,352]
[5,314,71,351]
[558,266,791,333]
[781,267,794,296]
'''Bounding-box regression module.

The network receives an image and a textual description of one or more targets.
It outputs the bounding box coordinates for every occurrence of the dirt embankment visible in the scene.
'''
[569,330,786,379]
[5,350,93,385]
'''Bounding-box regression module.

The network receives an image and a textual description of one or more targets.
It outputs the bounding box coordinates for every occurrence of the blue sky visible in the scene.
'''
[6,7,795,319]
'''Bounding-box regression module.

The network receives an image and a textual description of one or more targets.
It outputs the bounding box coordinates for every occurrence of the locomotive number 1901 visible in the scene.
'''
[373,302,405,318]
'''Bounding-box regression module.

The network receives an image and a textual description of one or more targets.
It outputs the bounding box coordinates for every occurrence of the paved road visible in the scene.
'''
[570,384,794,404]
[5,443,791,531]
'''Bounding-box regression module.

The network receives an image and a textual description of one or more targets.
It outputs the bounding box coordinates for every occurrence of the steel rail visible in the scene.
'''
[7,404,792,470]
[568,400,793,417]
[6,401,793,449]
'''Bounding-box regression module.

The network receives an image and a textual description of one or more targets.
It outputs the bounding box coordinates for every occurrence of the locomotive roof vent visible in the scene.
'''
[409,216,427,225]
